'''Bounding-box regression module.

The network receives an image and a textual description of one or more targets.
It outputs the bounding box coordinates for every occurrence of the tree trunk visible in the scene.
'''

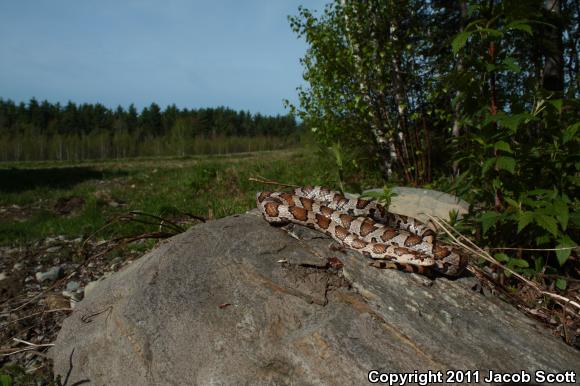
[452,1,468,176]
[542,0,564,92]
[452,0,468,138]
[341,0,394,180]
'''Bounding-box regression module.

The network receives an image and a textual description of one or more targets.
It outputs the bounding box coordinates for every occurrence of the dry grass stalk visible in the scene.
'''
[426,214,580,316]
[248,176,299,188]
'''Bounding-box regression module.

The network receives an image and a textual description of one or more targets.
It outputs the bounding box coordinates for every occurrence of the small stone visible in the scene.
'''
[110,257,123,265]
[13,263,23,270]
[45,237,57,244]
[46,246,61,253]
[36,266,64,282]
[0,272,7,281]
[66,281,80,292]
[62,290,83,301]
[45,293,70,309]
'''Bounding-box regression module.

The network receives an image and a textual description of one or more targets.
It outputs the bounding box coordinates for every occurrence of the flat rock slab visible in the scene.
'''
[363,186,470,223]
[53,210,580,385]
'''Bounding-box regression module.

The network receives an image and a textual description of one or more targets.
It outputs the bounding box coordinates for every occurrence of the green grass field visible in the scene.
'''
[0,148,383,246]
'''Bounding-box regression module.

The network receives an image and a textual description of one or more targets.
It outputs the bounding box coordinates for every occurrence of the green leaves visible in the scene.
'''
[453,18,530,55]
[481,158,495,175]
[446,4,578,285]
[494,253,529,275]
[563,122,579,144]
[493,140,513,154]
[534,213,559,237]
[556,235,576,266]
[494,252,509,262]
[0,374,12,386]
[452,31,471,54]
[548,99,563,113]
[508,258,529,268]
[480,211,501,235]
[482,156,516,175]
[514,192,571,239]
[479,138,517,176]
[451,22,506,54]
[552,199,569,231]
[495,156,516,174]
[516,211,534,233]
[506,20,533,35]
[479,189,576,269]
[362,186,398,209]
[501,57,521,73]
[556,278,567,290]
[497,112,534,133]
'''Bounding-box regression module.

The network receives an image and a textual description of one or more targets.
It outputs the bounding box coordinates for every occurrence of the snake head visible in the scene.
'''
[434,250,468,276]
[256,191,271,204]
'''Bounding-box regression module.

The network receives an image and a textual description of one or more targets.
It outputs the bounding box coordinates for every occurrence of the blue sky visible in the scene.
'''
[0,1,327,115]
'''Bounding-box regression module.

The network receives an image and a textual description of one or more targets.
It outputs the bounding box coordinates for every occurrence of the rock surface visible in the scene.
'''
[53,194,579,385]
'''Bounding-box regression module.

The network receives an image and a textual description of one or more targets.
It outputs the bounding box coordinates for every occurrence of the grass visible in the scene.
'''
[0,148,383,246]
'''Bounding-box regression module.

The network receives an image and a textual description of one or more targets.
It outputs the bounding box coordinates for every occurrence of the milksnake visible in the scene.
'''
[256,186,466,276]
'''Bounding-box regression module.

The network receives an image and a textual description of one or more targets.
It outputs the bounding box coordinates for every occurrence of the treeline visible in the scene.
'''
[0,99,301,161]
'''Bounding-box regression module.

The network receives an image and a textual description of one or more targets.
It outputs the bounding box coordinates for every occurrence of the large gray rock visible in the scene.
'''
[53,208,579,385]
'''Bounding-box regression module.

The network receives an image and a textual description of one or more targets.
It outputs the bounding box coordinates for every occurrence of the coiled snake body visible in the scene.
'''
[257,186,466,276]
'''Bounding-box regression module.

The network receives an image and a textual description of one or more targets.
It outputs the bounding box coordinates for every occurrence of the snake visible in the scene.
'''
[256,186,466,276]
